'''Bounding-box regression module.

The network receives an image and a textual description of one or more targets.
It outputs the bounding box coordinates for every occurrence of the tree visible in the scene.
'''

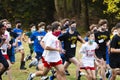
[104,0,120,19]
[81,0,89,30]
[0,0,55,28]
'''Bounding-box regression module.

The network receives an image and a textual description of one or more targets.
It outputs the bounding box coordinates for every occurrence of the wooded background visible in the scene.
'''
[0,0,120,31]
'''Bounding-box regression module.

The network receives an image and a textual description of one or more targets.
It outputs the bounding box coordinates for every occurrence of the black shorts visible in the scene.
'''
[95,50,106,61]
[110,54,120,68]
[0,56,9,69]
[65,53,75,62]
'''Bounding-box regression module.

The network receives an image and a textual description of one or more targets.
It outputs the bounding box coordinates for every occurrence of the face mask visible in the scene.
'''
[7,28,12,32]
[71,27,76,31]
[38,28,44,32]
[64,21,69,26]
[18,25,22,28]
[31,28,36,32]
[52,31,61,37]
[113,32,118,35]
[89,40,94,44]
[93,29,97,33]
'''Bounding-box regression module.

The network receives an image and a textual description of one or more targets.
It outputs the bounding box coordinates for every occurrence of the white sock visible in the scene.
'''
[31,73,36,78]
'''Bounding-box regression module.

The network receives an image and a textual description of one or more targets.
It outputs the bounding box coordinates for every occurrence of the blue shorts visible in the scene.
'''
[35,52,43,60]
[106,47,109,64]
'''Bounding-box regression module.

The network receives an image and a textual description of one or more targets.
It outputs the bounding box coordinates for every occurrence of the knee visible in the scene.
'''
[100,65,106,69]
[0,63,4,71]
[112,70,117,77]
[92,76,96,80]
[89,74,93,79]
[58,69,65,76]
[87,75,92,79]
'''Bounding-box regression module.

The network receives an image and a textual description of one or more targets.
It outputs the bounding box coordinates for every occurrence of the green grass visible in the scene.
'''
[2,42,120,80]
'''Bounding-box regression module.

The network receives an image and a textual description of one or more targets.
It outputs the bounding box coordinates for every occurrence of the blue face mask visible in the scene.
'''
[38,28,44,32]
[89,40,94,44]
[31,28,36,32]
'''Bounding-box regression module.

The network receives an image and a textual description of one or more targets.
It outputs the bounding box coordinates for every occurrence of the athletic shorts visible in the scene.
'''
[95,50,106,60]
[109,54,120,68]
[82,59,95,70]
[1,50,9,60]
[35,52,42,60]
[80,67,95,70]
[3,54,9,60]
[65,53,75,62]
[41,57,62,68]
[0,56,9,69]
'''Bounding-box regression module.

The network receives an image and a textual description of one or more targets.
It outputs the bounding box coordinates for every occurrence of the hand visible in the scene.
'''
[7,44,11,49]
[61,49,66,54]
[56,48,61,52]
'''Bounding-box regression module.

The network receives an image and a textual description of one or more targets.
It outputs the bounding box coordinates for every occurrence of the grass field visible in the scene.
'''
[2,41,120,80]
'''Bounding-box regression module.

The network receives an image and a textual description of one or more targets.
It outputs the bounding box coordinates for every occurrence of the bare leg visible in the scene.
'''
[35,66,50,76]
[69,57,80,80]
[100,59,106,80]
[91,70,96,80]
[64,61,70,70]
[7,60,12,80]
[86,69,92,80]
[55,64,66,80]
[110,69,117,80]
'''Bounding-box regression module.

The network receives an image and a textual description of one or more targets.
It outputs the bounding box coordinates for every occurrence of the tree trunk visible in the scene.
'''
[81,0,89,30]
[76,0,81,18]
[63,0,67,18]
[54,0,63,20]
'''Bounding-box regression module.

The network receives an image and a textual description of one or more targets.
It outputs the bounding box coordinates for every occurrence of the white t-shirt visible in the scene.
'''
[44,33,61,62]
[79,42,98,61]
[0,30,11,54]
[79,42,97,67]
[41,31,52,57]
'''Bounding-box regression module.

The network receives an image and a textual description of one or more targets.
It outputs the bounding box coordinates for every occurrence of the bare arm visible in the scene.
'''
[40,41,45,49]
[45,46,60,52]
[78,35,86,43]
[111,48,120,53]
[0,36,6,47]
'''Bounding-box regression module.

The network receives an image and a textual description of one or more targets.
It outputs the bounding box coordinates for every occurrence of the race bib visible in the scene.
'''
[37,36,42,41]
[98,39,104,43]
[71,44,76,48]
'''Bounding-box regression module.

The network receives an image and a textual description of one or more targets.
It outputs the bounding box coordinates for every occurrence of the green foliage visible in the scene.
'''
[0,0,55,28]
[104,0,120,19]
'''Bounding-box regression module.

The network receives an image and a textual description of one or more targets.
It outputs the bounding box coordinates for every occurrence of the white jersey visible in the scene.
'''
[44,33,61,62]
[41,31,52,57]
[0,30,11,54]
[79,42,97,67]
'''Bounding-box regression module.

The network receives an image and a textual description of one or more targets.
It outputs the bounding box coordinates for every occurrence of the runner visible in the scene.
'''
[79,31,98,80]
[110,23,120,80]
[13,20,26,70]
[27,22,66,80]
[58,20,85,80]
